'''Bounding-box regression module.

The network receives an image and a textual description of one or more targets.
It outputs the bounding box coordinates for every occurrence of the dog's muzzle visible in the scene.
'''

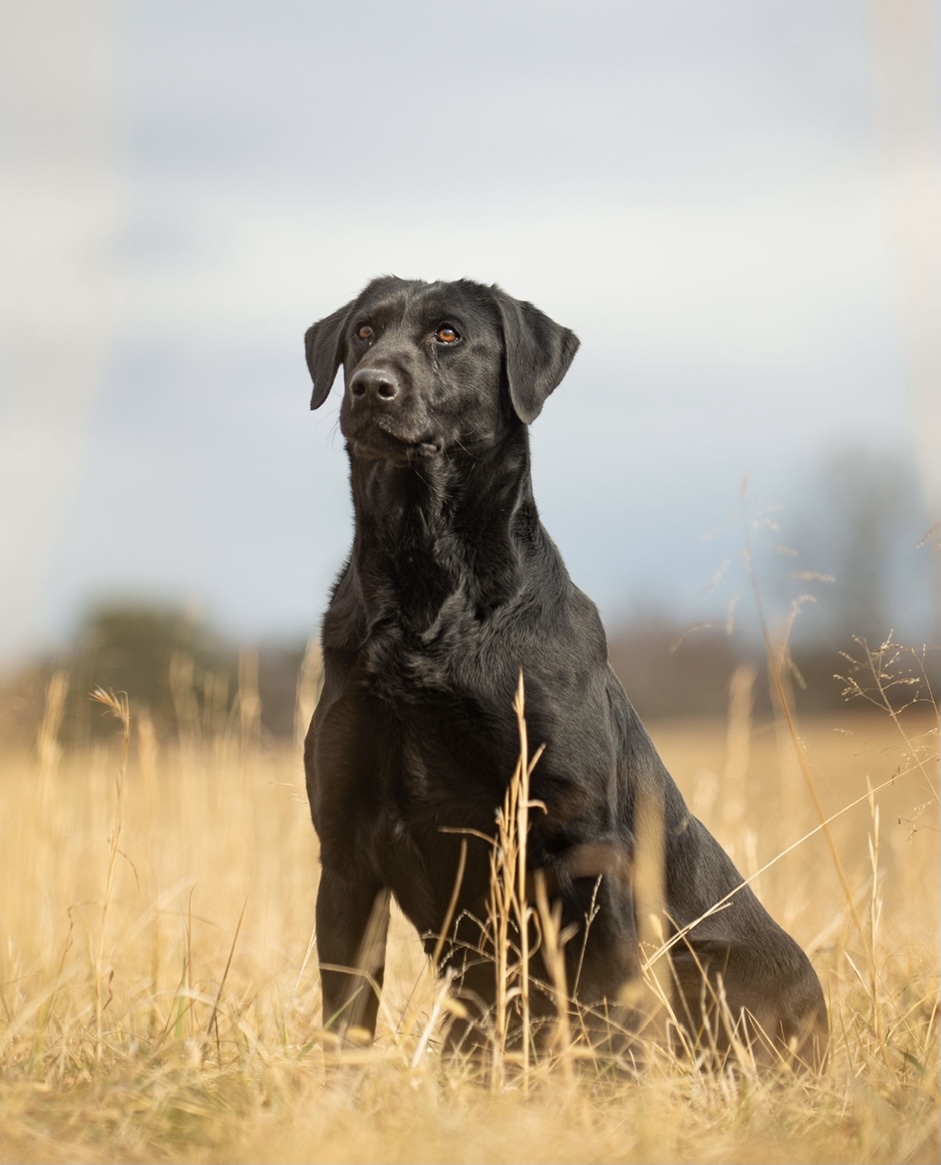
[344,367,440,461]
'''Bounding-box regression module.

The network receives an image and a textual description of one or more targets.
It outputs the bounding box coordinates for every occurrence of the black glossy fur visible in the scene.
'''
[303,276,828,1067]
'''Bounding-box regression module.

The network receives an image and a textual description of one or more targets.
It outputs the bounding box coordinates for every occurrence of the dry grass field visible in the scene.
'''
[0,649,937,1164]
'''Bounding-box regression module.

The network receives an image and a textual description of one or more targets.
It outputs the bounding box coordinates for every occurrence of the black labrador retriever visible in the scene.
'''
[303,276,828,1068]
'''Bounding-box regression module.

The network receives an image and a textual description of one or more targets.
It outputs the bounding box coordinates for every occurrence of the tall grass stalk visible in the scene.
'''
[838,636,941,810]
[88,687,131,1064]
[485,671,546,1089]
[740,489,867,951]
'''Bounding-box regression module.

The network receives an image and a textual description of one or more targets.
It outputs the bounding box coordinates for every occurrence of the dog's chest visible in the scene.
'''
[381,692,507,812]
[356,591,491,704]
[385,724,503,907]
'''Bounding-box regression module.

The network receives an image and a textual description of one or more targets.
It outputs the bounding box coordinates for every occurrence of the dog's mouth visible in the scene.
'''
[346,422,443,464]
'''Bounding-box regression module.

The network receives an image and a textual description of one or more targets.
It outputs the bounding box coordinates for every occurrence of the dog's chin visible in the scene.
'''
[346,427,443,465]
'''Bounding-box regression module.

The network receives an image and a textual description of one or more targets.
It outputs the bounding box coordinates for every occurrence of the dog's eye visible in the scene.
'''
[356,324,374,342]
[435,325,460,345]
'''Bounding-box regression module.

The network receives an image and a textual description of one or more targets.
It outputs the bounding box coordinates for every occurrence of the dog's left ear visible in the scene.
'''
[492,290,580,423]
[305,300,354,410]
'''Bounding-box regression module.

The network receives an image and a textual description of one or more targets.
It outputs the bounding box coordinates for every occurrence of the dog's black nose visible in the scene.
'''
[349,368,399,404]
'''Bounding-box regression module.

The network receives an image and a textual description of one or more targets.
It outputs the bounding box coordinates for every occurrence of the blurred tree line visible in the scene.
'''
[0,448,936,751]
[0,604,321,752]
[1,597,934,755]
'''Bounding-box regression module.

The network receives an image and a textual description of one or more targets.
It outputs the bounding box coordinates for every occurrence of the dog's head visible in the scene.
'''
[304,277,579,464]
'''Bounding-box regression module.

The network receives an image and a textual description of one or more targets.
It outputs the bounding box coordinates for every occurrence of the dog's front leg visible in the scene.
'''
[316,868,390,1044]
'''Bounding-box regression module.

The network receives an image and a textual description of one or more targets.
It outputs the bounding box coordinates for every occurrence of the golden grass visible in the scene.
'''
[0,679,938,1163]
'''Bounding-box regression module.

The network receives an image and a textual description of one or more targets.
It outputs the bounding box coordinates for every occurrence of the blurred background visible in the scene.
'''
[1,0,938,743]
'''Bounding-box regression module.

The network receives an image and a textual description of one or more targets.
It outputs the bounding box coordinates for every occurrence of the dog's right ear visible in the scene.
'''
[305,301,354,410]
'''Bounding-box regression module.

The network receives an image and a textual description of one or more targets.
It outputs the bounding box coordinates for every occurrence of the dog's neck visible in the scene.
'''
[345,425,540,626]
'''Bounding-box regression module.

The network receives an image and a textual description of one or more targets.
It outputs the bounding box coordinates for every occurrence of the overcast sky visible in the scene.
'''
[1,1,938,665]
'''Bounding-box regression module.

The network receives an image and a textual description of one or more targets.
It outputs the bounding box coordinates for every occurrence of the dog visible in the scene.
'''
[303,276,828,1069]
